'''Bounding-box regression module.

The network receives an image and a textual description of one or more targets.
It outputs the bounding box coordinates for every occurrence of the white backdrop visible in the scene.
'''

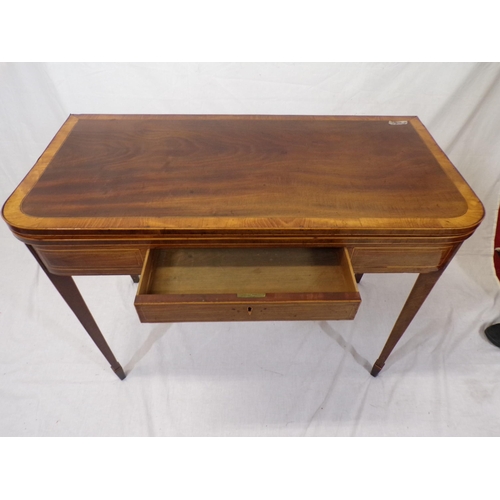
[1,62,499,436]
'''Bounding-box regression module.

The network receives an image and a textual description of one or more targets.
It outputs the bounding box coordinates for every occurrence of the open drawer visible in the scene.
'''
[134,247,361,323]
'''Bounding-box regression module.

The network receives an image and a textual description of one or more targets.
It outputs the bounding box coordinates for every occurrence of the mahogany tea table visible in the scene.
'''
[2,115,484,379]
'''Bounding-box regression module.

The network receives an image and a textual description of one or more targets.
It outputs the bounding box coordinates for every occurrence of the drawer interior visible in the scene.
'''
[139,247,358,296]
[135,247,360,322]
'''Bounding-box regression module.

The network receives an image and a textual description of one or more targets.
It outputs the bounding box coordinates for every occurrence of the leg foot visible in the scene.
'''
[355,273,363,284]
[131,275,140,284]
[370,361,384,377]
[113,365,126,380]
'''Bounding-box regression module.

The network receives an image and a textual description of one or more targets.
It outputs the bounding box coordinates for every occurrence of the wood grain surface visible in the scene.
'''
[146,247,358,295]
[2,115,484,240]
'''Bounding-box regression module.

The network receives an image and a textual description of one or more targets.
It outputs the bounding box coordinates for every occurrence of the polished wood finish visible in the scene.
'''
[3,115,483,239]
[2,115,484,378]
[350,245,453,273]
[135,247,360,322]
[35,245,146,275]
[21,117,466,220]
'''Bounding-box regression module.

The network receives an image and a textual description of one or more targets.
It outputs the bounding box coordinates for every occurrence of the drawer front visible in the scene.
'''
[136,299,359,323]
[35,245,146,275]
[135,247,361,323]
[350,246,453,273]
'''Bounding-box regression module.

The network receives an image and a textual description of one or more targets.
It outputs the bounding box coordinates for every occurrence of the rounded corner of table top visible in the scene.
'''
[2,114,80,234]
[2,190,41,237]
[448,195,485,232]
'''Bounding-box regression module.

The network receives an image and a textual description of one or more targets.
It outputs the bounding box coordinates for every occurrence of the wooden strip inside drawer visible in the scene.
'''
[134,247,361,323]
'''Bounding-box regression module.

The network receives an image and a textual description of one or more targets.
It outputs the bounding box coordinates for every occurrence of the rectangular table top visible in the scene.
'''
[3,115,484,239]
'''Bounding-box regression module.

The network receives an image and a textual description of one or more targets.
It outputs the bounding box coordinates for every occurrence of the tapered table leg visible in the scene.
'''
[355,273,363,284]
[27,245,126,380]
[131,275,140,283]
[370,244,461,377]
[370,271,443,376]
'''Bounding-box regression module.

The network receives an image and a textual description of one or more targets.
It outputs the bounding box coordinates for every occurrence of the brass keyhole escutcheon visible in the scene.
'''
[247,307,252,315]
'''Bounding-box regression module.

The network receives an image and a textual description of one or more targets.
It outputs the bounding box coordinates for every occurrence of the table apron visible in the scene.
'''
[31,242,456,276]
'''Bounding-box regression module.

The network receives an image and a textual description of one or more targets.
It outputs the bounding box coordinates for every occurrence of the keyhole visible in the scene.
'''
[247,306,252,315]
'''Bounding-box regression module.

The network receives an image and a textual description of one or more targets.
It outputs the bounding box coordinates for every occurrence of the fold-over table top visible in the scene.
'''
[3,115,484,238]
